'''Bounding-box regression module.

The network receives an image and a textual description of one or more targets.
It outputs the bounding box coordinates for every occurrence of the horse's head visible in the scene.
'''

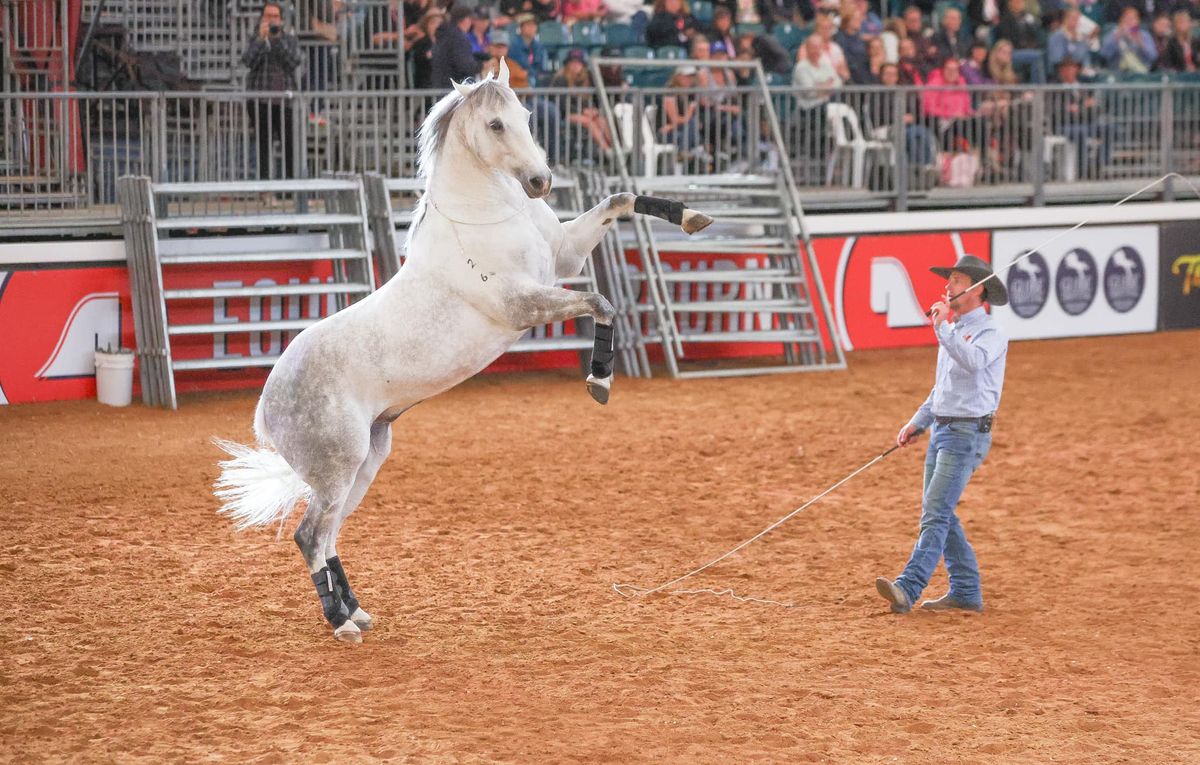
[451,61,552,199]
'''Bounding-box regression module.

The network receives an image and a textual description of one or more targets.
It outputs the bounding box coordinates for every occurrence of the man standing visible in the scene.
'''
[241,2,303,179]
[432,4,482,89]
[876,255,1009,614]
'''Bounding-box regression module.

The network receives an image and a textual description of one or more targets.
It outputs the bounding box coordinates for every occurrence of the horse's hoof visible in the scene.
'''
[586,374,611,405]
[333,620,362,644]
[682,209,713,235]
[350,607,373,631]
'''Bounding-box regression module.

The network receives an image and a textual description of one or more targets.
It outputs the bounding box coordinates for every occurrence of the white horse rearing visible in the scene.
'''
[214,61,712,643]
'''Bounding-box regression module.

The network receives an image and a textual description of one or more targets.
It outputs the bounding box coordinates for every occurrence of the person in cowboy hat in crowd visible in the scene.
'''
[876,254,1010,615]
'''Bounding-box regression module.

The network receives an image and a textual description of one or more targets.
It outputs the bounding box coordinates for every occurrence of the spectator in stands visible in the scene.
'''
[1101,6,1157,71]
[856,0,884,37]
[897,35,927,81]
[995,0,1046,81]
[708,7,738,53]
[923,57,981,150]
[987,38,1022,83]
[813,11,851,79]
[1103,0,1168,24]
[467,6,492,57]
[403,0,430,29]
[480,31,530,85]
[968,0,1003,39]
[902,5,931,42]
[647,0,696,48]
[932,7,973,62]
[836,7,872,82]
[792,35,841,157]
[713,0,762,26]
[871,62,938,169]
[242,2,303,180]
[794,34,842,95]
[549,49,612,151]
[863,35,888,81]
[961,40,994,83]
[881,17,906,61]
[409,8,446,88]
[509,14,548,84]
[659,66,704,156]
[995,0,1043,49]
[431,4,481,89]
[500,0,560,23]
[1048,5,1095,74]
[1160,8,1200,70]
[739,30,794,74]
[699,40,744,157]
[1052,55,1113,172]
[758,0,805,29]
[1150,12,1173,65]
[562,0,608,24]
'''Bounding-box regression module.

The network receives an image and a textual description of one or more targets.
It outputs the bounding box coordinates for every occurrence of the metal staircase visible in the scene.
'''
[362,170,646,376]
[591,57,846,378]
[117,176,379,408]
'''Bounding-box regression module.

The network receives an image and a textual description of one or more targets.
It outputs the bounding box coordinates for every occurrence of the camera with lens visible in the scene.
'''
[269,23,282,35]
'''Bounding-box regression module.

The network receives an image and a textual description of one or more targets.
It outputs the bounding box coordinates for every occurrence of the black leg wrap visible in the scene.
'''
[311,567,349,628]
[591,322,615,378]
[634,195,685,225]
[325,556,360,615]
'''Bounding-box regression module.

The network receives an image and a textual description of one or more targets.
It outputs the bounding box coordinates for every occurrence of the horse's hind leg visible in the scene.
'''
[295,487,363,643]
[323,420,393,632]
[287,428,371,643]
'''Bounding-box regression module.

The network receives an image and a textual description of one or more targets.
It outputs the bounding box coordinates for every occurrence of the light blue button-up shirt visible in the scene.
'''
[909,306,1009,430]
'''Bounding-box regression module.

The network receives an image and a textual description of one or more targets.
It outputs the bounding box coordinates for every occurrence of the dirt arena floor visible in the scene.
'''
[2,330,1198,764]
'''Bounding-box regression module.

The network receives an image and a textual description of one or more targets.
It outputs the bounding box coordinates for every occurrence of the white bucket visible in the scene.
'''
[95,349,135,407]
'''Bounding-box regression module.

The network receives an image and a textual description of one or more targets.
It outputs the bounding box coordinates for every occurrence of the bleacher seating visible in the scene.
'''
[538,21,572,50]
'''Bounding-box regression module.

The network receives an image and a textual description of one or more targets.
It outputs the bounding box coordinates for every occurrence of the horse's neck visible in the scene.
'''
[426,135,522,221]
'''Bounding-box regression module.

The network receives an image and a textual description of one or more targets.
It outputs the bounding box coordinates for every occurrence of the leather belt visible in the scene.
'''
[935,414,995,432]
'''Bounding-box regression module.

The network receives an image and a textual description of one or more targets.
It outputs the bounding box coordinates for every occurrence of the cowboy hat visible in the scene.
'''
[929,254,1008,306]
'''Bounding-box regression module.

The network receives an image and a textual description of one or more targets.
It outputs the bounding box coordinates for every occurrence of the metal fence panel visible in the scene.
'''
[3,83,1198,232]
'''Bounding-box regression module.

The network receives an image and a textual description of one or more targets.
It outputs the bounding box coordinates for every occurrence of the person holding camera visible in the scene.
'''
[241,2,303,179]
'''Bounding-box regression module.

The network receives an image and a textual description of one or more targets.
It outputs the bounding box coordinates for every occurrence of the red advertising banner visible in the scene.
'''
[811,232,992,351]
[0,267,136,404]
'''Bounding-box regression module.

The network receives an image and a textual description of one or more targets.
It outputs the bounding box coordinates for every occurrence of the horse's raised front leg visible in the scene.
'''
[499,282,616,405]
[555,193,713,280]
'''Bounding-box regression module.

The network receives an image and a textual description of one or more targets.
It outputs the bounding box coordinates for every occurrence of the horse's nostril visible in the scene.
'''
[529,176,545,192]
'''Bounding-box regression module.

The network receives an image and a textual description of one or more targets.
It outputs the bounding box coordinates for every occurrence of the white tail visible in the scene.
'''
[213,438,312,531]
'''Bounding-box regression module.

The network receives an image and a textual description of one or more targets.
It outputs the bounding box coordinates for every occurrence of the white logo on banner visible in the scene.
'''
[869,257,927,328]
[991,226,1159,340]
[36,292,122,379]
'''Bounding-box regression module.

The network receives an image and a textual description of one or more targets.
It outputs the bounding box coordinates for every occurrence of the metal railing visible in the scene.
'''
[4,82,1200,233]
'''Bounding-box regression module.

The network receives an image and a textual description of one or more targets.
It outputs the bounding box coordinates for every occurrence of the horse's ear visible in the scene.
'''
[452,79,472,98]
[497,57,511,88]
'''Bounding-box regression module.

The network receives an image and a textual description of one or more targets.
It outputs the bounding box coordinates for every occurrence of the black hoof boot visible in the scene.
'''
[587,322,614,405]
[311,567,350,628]
[325,556,360,615]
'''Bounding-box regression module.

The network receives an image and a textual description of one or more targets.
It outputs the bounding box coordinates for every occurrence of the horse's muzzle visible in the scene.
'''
[523,173,552,199]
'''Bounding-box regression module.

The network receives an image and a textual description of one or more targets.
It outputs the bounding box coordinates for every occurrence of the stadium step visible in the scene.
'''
[158,248,364,265]
[119,176,379,409]
[163,282,372,300]
[168,319,319,335]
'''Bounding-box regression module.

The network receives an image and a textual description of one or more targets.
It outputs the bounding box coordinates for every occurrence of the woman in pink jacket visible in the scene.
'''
[922,58,982,151]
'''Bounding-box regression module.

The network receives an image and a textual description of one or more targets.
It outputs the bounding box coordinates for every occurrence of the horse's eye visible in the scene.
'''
[488,119,504,132]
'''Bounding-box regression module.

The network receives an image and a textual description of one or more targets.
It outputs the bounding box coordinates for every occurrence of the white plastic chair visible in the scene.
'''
[825,102,893,188]
[1043,134,1077,182]
[613,102,678,177]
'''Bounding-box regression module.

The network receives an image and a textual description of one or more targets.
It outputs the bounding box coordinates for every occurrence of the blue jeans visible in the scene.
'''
[894,421,992,607]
